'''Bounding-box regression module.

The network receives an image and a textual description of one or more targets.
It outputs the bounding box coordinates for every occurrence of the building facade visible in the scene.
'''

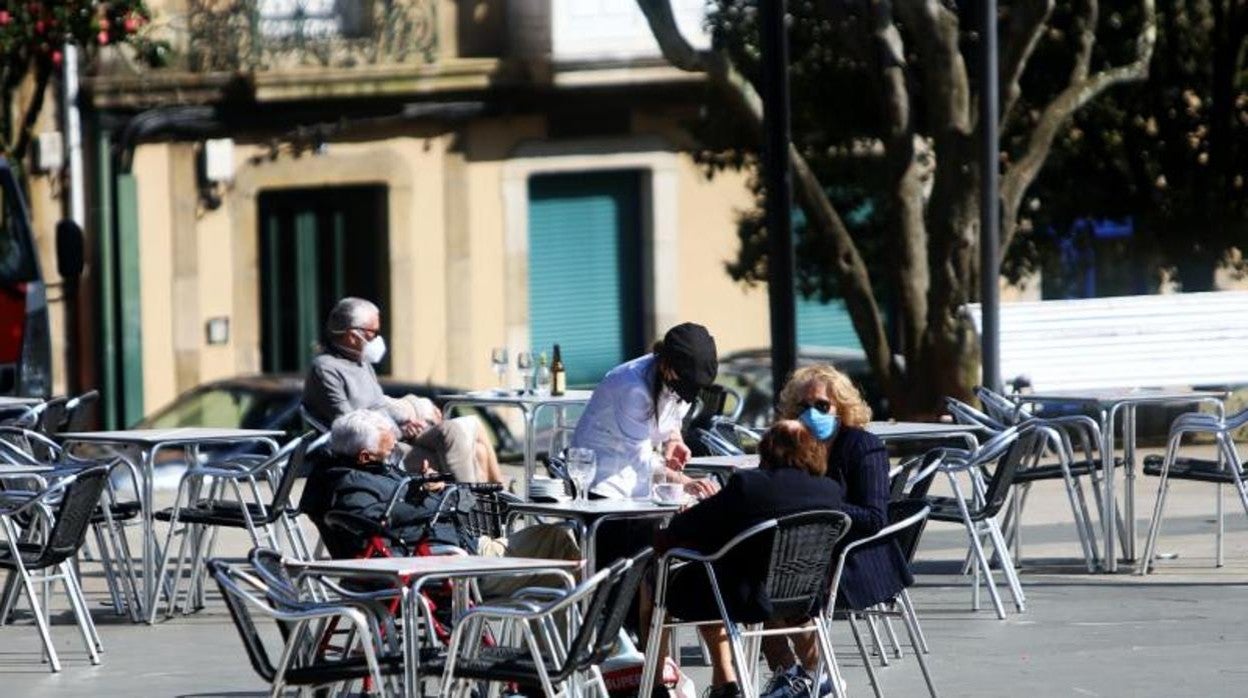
[45,0,819,426]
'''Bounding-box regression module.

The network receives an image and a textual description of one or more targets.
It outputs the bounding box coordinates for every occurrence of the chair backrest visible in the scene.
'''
[64,390,100,433]
[888,498,931,565]
[208,559,279,682]
[945,397,1005,432]
[33,466,110,568]
[457,486,521,540]
[762,510,853,619]
[248,547,303,606]
[976,426,1044,518]
[889,449,944,502]
[829,501,930,610]
[265,434,312,522]
[299,404,328,434]
[564,548,654,671]
[975,387,1032,426]
[29,396,68,461]
[586,548,654,665]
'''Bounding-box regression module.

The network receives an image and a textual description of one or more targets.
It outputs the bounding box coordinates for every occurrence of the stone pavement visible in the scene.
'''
[1,447,1246,697]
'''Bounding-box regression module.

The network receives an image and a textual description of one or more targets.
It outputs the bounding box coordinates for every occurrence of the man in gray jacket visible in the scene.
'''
[303,297,503,484]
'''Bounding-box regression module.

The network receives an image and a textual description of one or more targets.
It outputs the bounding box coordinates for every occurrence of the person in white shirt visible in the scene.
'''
[572,322,722,500]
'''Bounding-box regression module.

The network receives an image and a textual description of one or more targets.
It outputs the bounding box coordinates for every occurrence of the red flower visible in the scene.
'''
[97,30,109,45]
[51,50,63,68]
[0,11,10,26]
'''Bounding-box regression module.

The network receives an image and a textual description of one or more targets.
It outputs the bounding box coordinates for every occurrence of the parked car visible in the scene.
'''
[715,346,888,429]
[137,374,522,463]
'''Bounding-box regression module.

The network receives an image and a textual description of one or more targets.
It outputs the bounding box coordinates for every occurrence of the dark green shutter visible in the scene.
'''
[797,297,862,350]
[528,171,643,385]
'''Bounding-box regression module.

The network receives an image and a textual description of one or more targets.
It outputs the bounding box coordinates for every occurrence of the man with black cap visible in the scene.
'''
[571,322,721,501]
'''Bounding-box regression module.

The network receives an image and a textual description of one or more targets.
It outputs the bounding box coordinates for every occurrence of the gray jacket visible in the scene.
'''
[302,347,388,427]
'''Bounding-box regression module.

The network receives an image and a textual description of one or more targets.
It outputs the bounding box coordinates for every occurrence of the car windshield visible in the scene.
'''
[144,387,292,430]
[0,173,37,283]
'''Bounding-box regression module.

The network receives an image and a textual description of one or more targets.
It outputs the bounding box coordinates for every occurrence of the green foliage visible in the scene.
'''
[1013,0,1248,294]
[0,1,156,157]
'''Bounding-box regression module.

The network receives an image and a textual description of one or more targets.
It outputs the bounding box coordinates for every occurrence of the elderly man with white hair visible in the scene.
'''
[302,297,503,484]
[300,409,580,596]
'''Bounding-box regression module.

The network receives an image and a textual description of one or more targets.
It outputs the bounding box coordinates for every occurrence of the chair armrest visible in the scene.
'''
[660,518,779,565]
[313,576,403,603]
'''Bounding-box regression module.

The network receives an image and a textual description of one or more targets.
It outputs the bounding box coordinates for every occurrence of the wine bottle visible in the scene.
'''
[551,344,566,396]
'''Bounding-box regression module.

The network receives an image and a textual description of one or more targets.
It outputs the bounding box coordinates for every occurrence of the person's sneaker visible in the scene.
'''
[816,670,848,697]
[704,682,744,698]
[761,663,815,698]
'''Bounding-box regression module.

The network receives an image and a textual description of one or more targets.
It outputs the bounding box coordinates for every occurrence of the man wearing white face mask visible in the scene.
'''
[303,297,501,484]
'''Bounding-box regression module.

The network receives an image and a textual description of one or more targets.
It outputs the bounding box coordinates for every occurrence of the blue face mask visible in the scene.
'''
[800,407,839,441]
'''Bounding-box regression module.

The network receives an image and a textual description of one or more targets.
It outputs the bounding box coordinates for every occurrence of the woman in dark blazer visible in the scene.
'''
[778,365,913,611]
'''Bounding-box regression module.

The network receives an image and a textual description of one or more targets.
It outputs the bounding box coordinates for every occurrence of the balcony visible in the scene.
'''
[185,0,438,72]
[508,0,710,64]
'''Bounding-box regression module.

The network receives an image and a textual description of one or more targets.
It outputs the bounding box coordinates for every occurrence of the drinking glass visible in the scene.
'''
[516,352,533,393]
[651,464,684,504]
[566,447,597,502]
[490,347,509,389]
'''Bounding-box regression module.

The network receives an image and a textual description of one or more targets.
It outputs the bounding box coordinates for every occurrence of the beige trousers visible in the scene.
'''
[475,523,582,599]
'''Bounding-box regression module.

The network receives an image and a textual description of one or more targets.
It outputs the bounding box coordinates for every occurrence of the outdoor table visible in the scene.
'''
[685,454,758,482]
[1016,388,1227,572]
[289,555,581,697]
[57,427,285,622]
[866,420,983,449]
[441,389,594,498]
[507,498,681,574]
[685,422,982,481]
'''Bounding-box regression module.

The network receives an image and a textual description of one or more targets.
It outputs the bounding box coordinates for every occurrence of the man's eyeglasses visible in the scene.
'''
[799,399,833,414]
[351,326,380,339]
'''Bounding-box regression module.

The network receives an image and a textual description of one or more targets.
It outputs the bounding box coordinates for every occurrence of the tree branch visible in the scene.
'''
[1000,0,1156,253]
[999,0,1055,132]
[894,0,971,133]
[12,59,52,162]
[1070,0,1100,85]
[635,0,895,385]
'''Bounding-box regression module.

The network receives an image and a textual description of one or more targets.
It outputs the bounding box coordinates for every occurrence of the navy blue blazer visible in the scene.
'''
[825,427,913,609]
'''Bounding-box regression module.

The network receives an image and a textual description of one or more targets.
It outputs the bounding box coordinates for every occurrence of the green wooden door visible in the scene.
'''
[258,186,389,374]
[528,171,644,385]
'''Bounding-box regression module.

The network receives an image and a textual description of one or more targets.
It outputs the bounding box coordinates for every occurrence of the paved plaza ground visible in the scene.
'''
[1,448,1246,697]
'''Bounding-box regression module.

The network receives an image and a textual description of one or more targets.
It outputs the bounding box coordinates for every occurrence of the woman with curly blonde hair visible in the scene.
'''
[760,365,913,696]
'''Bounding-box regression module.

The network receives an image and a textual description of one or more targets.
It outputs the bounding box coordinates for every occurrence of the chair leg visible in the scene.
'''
[984,518,1026,612]
[898,590,930,654]
[897,599,938,698]
[848,614,883,698]
[864,612,889,666]
[1138,429,1184,575]
[61,562,101,664]
[17,563,60,672]
[950,476,1005,618]
[881,606,904,659]
[813,618,847,698]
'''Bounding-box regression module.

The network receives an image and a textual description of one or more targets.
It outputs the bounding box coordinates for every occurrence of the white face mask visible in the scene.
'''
[361,335,387,364]
[656,385,690,427]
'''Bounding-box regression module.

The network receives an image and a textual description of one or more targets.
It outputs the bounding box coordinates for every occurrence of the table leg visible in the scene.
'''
[1100,407,1117,573]
[1123,405,1138,562]
[141,447,157,620]
[402,586,416,698]
[522,405,536,499]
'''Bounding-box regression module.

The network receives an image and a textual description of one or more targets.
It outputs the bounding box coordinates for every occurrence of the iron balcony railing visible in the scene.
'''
[186,0,437,72]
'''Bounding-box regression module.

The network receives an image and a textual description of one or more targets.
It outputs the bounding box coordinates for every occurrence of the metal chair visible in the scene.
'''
[63,390,100,432]
[439,548,653,698]
[925,425,1042,619]
[209,558,410,698]
[154,433,316,621]
[828,500,936,698]
[641,510,853,696]
[950,392,1105,572]
[1137,406,1248,574]
[0,466,109,672]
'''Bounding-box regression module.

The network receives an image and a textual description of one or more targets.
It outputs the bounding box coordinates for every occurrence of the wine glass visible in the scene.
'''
[490,347,509,389]
[516,352,533,393]
[566,447,597,502]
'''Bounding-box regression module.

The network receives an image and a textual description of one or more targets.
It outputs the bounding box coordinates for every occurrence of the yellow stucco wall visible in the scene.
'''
[121,116,768,414]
